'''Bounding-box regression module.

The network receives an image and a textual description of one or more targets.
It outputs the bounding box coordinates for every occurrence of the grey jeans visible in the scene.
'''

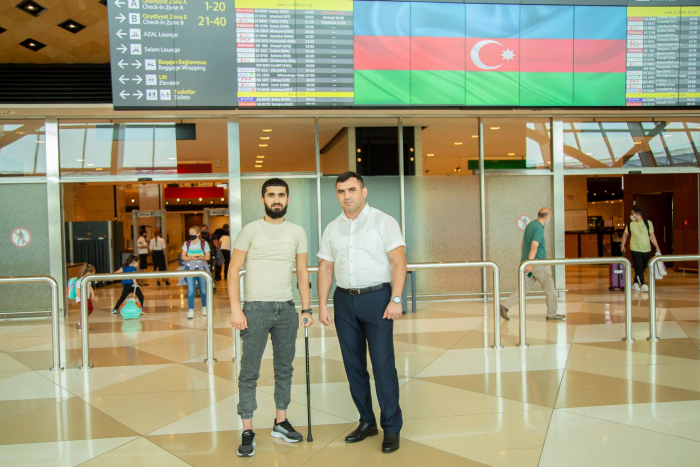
[237,300,299,419]
[502,265,559,315]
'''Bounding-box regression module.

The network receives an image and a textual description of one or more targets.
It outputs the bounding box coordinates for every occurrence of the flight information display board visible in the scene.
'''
[106,0,700,108]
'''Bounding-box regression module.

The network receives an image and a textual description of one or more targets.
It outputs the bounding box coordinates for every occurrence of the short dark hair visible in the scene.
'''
[336,171,364,188]
[632,207,643,215]
[200,224,208,229]
[223,224,229,230]
[262,178,289,197]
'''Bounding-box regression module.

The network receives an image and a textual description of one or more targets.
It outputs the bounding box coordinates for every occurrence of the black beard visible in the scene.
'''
[265,204,287,219]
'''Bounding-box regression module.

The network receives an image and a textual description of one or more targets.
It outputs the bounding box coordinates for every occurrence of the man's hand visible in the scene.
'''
[319,306,333,326]
[524,265,533,275]
[230,310,247,331]
[301,313,314,328]
[383,301,402,320]
[621,245,626,254]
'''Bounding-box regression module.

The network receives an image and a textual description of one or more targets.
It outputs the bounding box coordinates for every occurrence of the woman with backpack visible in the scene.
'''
[621,207,662,291]
[150,229,170,286]
[68,263,97,330]
[181,226,211,319]
[113,254,146,315]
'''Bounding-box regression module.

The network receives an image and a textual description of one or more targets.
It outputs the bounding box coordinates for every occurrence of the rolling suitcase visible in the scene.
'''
[609,263,625,291]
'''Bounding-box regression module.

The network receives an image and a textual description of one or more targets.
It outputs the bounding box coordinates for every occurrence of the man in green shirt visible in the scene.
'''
[500,208,565,321]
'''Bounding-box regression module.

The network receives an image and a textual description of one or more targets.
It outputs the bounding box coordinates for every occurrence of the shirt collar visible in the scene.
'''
[341,203,371,221]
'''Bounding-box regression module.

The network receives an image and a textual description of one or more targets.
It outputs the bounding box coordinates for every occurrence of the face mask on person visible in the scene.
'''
[546,218,551,225]
[189,234,197,241]
[201,231,209,237]
[630,215,638,221]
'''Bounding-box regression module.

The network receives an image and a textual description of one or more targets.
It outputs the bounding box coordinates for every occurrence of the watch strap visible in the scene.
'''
[301,309,312,315]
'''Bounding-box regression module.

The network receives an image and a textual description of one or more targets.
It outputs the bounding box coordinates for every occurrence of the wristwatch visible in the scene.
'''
[301,309,312,315]
[392,296,402,305]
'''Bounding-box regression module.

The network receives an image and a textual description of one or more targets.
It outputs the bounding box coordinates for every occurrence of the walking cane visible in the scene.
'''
[304,317,313,442]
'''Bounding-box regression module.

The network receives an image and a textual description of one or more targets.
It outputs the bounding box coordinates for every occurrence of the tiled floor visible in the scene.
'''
[1,265,699,466]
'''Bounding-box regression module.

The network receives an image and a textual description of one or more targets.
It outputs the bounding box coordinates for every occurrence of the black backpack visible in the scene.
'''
[627,219,650,237]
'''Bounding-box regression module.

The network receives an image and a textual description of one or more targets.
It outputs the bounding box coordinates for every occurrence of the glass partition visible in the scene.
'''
[486,175,554,292]
[483,118,551,170]
[240,118,316,173]
[0,120,46,176]
[59,118,228,176]
[564,118,700,169]
[403,118,479,176]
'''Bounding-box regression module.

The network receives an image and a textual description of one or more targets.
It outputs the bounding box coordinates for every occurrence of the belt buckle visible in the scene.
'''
[349,288,361,296]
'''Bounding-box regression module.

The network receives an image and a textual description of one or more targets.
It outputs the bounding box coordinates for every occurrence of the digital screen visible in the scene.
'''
[106,0,700,108]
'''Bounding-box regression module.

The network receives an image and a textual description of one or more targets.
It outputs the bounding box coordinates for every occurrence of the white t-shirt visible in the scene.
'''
[150,237,166,251]
[318,204,405,289]
[181,239,210,257]
[137,237,149,254]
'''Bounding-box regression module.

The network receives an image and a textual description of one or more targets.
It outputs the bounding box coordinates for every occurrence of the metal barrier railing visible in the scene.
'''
[518,257,633,347]
[234,261,503,365]
[647,254,700,342]
[0,276,63,372]
[79,270,214,370]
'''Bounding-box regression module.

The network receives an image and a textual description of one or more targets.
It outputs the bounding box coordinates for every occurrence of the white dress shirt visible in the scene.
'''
[318,203,405,289]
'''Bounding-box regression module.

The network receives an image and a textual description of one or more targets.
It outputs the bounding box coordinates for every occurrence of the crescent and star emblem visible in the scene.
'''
[471,40,516,70]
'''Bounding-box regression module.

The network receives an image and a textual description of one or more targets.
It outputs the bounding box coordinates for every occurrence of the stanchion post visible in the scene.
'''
[491,264,503,349]
[517,264,529,348]
[204,271,216,364]
[622,260,635,343]
[79,277,92,370]
[48,277,63,372]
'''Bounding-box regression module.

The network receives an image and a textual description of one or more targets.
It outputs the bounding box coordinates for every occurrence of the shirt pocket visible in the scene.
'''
[357,229,379,251]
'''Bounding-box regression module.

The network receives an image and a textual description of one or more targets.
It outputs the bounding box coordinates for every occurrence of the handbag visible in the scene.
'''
[119,285,143,320]
[654,252,668,280]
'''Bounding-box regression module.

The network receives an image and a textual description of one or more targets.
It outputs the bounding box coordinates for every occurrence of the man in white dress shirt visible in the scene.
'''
[318,171,407,454]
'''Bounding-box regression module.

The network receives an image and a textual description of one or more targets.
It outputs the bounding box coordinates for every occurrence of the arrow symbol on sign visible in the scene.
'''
[115,13,126,22]
[120,90,130,99]
[117,44,127,54]
[133,90,143,99]
[133,75,143,84]
[119,75,129,84]
[132,60,142,69]
[116,29,126,39]
[114,0,125,7]
[118,59,128,69]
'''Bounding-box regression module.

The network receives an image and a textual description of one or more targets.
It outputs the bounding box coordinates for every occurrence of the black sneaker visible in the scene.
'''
[271,419,303,443]
[237,430,256,457]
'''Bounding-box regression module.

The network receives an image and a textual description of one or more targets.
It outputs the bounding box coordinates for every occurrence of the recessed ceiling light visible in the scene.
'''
[210,200,214,205]
[454,142,463,146]
[166,201,170,205]
[409,148,414,152]
[255,164,263,168]
[35,140,44,144]
[410,157,415,161]
[507,153,515,156]
[221,197,225,201]
[86,163,94,167]
[471,135,479,138]
[262,129,272,132]
[490,126,500,130]
[76,159,84,162]
[168,157,176,160]
[20,38,46,51]
[176,198,180,202]
[634,141,642,145]
[16,0,47,17]
[260,136,270,140]
[585,152,592,155]
[188,201,192,205]
[58,19,86,34]
[15,131,26,135]
[256,155,265,159]
[0,26,6,35]
[427,153,434,157]
[357,157,362,162]
[664,134,673,137]
[259,144,268,147]
[198,198,202,201]
[357,148,361,153]
[131,199,135,203]
[95,168,103,171]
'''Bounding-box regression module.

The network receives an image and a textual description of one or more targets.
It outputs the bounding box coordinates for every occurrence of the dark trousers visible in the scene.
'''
[222,249,231,280]
[114,285,145,311]
[139,254,148,271]
[631,250,652,285]
[152,250,170,284]
[333,284,402,434]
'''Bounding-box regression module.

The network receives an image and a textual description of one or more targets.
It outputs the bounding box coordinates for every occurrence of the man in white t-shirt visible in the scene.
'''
[228,178,313,458]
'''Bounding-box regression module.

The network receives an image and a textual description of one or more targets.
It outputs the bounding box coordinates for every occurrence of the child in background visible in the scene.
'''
[73,263,97,330]
[113,254,146,315]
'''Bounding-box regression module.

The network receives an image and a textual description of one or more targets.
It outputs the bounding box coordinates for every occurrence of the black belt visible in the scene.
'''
[337,283,389,296]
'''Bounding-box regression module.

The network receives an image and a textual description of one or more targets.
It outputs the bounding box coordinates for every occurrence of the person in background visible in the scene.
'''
[113,254,145,315]
[182,226,210,319]
[150,229,170,286]
[74,263,97,330]
[137,231,150,286]
[200,224,218,292]
[621,207,661,292]
[219,224,232,281]
[499,208,565,321]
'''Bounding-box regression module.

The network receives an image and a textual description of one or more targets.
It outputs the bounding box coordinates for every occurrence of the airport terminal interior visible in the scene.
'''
[2,0,700,466]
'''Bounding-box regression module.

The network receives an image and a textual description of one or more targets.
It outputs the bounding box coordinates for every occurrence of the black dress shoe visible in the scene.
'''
[382,433,400,453]
[345,422,378,443]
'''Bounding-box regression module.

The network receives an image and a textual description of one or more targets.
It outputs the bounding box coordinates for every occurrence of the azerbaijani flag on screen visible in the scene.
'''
[354,1,410,105]
[465,4,520,106]
[573,6,626,106]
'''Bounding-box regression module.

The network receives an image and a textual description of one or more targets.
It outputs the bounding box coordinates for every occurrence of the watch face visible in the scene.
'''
[393,297,401,304]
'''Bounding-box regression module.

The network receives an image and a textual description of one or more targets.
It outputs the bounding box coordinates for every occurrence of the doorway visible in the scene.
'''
[634,193,673,255]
